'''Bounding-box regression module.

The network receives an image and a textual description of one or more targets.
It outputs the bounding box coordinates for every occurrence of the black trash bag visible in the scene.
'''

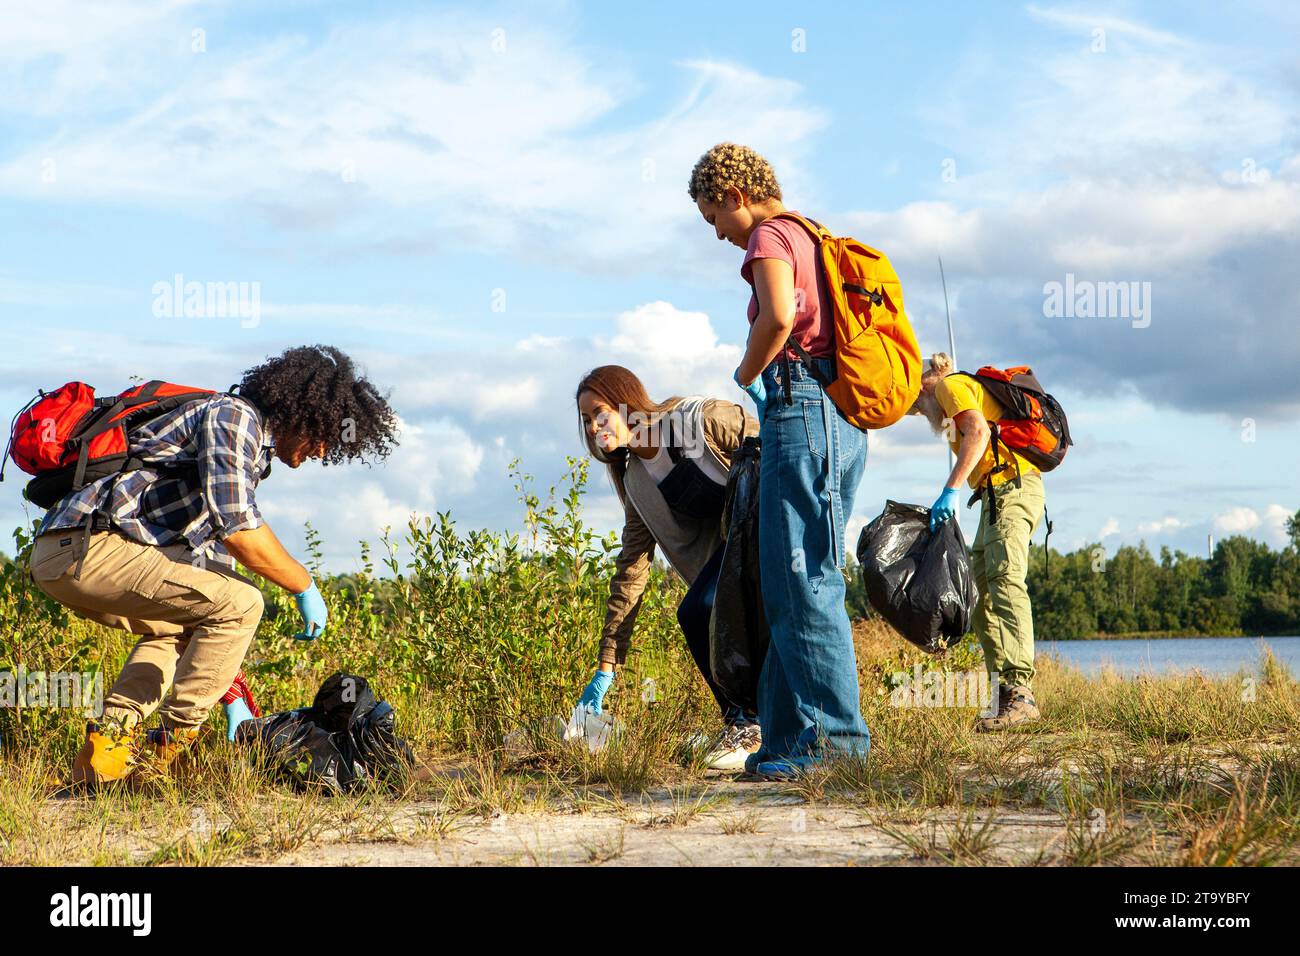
[235,672,415,794]
[709,436,769,713]
[856,500,978,654]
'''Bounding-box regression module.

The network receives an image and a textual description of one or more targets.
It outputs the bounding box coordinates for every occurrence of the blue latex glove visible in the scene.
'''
[929,487,960,533]
[293,580,328,641]
[224,697,254,741]
[577,670,615,714]
[733,367,767,419]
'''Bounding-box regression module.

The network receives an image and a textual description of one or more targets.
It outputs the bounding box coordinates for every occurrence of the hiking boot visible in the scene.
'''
[70,721,139,787]
[145,725,202,771]
[976,684,1040,732]
[983,683,1013,722]
[703,723,762,771]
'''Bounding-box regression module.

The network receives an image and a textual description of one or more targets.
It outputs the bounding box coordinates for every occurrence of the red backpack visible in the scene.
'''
[3,380,216,509]
[952,366,1072,481]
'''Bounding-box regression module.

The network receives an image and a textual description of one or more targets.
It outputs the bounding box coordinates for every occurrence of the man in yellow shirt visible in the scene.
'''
[908,353,1045,730]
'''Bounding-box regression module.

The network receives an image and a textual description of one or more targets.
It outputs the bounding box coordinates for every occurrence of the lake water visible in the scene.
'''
[1037,636,1300,677]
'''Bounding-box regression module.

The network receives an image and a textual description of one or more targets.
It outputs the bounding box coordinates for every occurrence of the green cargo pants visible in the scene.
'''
[970,472,1044,689]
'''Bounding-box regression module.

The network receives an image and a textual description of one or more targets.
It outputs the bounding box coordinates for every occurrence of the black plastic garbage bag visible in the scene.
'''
[709,436,769,713]
[235,672,415,794]
[856,500,978,654]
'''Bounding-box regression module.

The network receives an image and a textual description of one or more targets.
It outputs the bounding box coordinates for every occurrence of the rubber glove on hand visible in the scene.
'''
[929,487,960,533]
[293,580,328,641]
[224,697,254,741]
[733,367,766,419]
[578,670,615,714]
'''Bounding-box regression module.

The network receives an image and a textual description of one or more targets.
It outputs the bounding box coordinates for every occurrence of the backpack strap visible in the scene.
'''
[988,422,1022,489]
[769,212,831,243]
[968,423,1023,525]
[948,372,1021,521]
[665,407,683,465]
[1042,506,1054,579]
[69,399,131,490]
[1,390,47,485]
[786,337,835,390]
[764,213,836,405]
[68,387,214,491]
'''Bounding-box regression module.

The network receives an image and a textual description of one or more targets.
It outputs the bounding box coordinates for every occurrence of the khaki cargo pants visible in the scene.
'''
[31,530,264,731]
[970,473,1045,690]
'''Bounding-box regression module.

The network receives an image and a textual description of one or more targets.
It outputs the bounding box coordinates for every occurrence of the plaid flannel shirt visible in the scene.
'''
[39,394,274,567]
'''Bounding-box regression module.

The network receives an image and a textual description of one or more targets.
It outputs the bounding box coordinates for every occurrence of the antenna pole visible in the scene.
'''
[939,256,960,530]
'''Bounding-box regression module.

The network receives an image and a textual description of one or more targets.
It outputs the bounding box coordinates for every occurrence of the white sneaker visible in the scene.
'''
[702,724,762,771]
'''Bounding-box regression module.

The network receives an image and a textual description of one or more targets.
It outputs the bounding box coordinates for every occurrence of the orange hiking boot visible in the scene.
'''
[70,721,139,787]
[146,725,202,771]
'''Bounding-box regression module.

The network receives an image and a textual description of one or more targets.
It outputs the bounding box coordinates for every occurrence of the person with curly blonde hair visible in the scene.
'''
[686,142,783,210]
[687,143,871,779]
[910,353,1047,731]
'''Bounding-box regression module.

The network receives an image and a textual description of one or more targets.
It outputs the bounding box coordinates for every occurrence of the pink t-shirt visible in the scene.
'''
[741,211,834,359]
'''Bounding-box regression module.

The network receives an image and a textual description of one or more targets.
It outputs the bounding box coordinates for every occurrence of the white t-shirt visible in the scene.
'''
[641,443,674,484]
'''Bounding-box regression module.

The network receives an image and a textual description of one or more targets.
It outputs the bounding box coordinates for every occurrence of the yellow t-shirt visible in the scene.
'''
[935,375,1040,490]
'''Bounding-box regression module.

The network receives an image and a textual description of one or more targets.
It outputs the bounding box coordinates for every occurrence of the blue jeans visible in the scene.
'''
[750,355,869,765]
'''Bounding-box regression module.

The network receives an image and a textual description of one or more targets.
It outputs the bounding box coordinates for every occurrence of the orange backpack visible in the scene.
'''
[950,365,1071,554]
[952,366,1072,479]
[773,213,921,429]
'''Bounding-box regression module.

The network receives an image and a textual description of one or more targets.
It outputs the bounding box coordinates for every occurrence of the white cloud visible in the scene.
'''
[0,275,133,308]
[869,4,1300,420]
[0,13,826,271]
[517,334,565,352]
[605,301,720,357]
[257,415,487,567]
[927,11,1290,194]
[397,373,544,423]
[596,301,744,400]
[1214,506,1262,534]
[848,174,1300,287]
[1025,5,1190,48]
[1262,504,1294,548]
[1137,516,1184,534]
[0,1,192,115]
[1099,517,1121,538]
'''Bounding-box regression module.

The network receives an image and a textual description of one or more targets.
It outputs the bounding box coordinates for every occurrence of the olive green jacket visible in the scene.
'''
[598,397,759,667]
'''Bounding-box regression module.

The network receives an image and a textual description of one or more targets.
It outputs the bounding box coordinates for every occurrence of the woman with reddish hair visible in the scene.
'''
[573,364,760,770]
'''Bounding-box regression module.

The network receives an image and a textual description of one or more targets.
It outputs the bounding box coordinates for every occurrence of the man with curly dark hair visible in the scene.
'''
[29,344,399,787]
[238,345,399,468]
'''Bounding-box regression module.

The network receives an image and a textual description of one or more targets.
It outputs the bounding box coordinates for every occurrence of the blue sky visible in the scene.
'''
[1,0,1297,570]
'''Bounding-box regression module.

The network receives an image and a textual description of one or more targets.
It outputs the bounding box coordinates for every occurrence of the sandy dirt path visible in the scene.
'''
[275,774,1072,866]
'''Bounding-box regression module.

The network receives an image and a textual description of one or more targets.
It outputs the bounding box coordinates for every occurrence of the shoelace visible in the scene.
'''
[720,724,760,751]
